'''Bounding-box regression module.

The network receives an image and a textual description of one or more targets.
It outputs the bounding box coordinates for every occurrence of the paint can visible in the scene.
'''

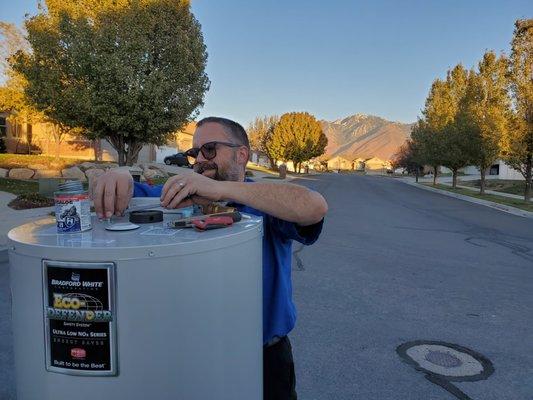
[54,180,92,233]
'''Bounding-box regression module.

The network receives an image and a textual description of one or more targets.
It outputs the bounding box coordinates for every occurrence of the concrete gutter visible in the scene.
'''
[401,179,533,220]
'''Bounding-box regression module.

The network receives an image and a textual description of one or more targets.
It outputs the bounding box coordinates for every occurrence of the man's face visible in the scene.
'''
[192,122,245,182]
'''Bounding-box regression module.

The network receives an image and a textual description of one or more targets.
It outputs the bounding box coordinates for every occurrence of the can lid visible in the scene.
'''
[58,180,84,193]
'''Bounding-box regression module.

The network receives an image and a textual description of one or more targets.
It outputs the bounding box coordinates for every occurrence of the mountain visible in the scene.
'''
[321,114,413,161]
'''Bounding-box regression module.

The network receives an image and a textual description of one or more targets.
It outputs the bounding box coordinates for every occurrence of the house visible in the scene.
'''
[440,160,524,180]
[0,111,195,164]
[327,156,352,171]
[353,158,366,171]
[364,157,392,173]
[154,122,196,163]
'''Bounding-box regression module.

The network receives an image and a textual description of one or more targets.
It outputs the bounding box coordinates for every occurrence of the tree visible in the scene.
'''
[0,22,45,153]
[413,65,476,188]
[267,112,327,173]
[410,118,444,186]
[501,19,533,201]
[457,52,511,194]
[413,80,448,185]
[13,0,209,166]
[439,65,477,189]
[247,115,279,169]
[391,139,423,181]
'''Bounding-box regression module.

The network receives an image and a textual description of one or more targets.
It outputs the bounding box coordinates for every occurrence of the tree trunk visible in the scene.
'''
[268,157,277,170]
[479,167,486,195]
[55,140,61,161]
[112,135,126,166]
[525,154,532,202]
[125,142,143,166]
[433,165,438,186]
[93,140,101,162]
[117,149,125,166]
[452,169,458,189]
[415,168,419,183]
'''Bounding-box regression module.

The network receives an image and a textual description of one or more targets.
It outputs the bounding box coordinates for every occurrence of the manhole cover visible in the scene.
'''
[425,350,462,368]
[397,340,494,400]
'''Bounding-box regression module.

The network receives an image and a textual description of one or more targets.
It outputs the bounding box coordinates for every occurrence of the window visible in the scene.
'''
[0,116,6,137]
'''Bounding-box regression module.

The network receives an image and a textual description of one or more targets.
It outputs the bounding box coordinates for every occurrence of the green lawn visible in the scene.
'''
[0,154,82,170]
[0,178,39,195]
[246,162,278,176]
[458,179,526,196]
[423,183,533,212]
[0,154,117,170]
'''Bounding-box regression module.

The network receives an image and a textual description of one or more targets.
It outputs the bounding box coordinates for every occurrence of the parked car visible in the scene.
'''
[163,152,191,167]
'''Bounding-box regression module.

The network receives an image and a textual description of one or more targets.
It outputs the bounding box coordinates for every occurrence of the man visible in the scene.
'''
[93,117,327,400]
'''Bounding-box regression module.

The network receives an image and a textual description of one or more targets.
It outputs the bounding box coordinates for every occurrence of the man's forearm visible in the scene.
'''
[220,181,327,226]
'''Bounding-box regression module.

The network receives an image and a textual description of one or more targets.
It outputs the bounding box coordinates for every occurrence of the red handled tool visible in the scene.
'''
[192,216,234,231]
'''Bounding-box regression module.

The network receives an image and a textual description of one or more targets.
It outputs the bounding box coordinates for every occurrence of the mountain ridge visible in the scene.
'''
[321,114,413,161]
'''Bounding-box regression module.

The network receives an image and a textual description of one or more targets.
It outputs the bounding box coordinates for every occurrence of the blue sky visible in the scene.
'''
[1,0,531,125]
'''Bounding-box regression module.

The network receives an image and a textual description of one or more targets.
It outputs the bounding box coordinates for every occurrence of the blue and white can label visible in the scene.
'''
[55,193,92,233]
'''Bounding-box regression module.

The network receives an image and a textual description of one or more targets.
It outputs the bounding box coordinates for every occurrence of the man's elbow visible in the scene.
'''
[301,191,328,225]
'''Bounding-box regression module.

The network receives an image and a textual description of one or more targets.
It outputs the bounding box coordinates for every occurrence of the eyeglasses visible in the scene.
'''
[185,141,241,164]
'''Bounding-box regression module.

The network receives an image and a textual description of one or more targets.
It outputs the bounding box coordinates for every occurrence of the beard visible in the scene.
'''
[193,160,241,181]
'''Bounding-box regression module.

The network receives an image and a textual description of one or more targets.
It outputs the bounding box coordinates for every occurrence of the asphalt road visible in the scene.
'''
[1,174,532,399]
[291,174,533,400]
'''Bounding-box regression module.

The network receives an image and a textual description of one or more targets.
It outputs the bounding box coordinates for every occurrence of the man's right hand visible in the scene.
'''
[93,168,134,219]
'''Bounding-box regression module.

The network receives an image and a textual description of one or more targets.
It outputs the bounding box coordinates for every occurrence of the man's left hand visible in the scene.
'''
[160,172,225,209]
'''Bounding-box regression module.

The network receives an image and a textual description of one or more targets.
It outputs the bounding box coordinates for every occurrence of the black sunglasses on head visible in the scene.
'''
[185,141,241,163]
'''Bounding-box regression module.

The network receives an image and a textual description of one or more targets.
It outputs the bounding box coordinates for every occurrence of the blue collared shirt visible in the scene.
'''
[133,180,323,344]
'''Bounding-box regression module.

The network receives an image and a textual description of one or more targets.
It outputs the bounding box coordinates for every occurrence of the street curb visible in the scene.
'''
[401,179,533,220]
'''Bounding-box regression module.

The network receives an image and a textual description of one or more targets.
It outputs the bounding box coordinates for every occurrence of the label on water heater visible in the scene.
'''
[42,261,117,376]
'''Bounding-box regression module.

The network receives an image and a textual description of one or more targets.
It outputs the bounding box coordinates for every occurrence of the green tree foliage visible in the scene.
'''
[247,115,279,169]
[13,0,209,165]
[410,119,438,185]
[391,139,423,181]
[0,22,45,148]
[457,52,511,194]
[267,112,327,173]
[439,65,478,188]
[501,19,533,201]
[412,65,476,188]
[1,22,81,159]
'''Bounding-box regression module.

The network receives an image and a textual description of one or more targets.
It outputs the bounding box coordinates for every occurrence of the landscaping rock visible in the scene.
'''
[106,163,119,169]
[61,166,86,181]
[9,168,35,180]
[143,168,164,180]
[78,162,98,171]
[85,168,105,181]
[28,163,49,171]
[0,168,8,178]
[34,170,61,179]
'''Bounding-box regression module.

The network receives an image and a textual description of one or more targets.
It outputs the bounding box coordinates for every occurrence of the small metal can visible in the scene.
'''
[54,180,92,233]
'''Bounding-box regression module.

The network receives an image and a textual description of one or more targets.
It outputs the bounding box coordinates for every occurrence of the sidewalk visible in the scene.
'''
[402,175,530,201]
[398,176,533,219]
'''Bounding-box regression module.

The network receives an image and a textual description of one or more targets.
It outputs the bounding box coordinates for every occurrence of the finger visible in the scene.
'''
[115,176,131,216]
[161,180,186,207]
[190,195,212,207]
[160,175,183,201]
[174,198,194,209]
[168,185,191,209]
[104,179,117,218]
[94,178,106,218]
